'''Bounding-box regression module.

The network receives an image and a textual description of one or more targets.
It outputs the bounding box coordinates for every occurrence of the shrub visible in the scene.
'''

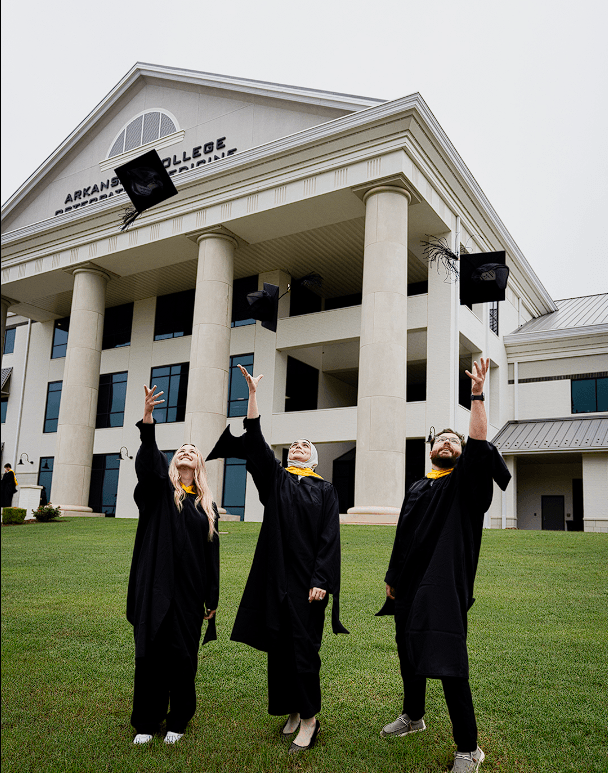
[2,507,27,525]
[33,503,62,522]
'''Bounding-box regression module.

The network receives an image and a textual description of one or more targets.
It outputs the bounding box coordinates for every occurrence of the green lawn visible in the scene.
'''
[2,520,607,773]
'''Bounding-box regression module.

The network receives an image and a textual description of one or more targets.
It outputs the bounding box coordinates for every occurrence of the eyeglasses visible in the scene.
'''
[434,435,462,446]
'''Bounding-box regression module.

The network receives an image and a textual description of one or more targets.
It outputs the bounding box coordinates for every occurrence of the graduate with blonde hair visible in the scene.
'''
[127,384,219,746]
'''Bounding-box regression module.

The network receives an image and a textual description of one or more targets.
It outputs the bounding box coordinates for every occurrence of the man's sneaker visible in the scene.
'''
[164,731,184,744]
[451,746,485,772]
[380,712,427,738]
[133,733,153,744]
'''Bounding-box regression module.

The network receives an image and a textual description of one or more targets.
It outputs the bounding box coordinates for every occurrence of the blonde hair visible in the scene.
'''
[168,445,217,541]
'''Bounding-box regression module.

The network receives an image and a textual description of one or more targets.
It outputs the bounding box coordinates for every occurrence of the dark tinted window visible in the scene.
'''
[1,396,7,423]
[154,290,195,341]
[572,377,608,413]
[407,281,428,296]
[232,275,258,327]
[150,363,189,423]
[285,356,318,412]
[102,303,133,349]
[44,381,62,433]
[4,327,16,354]
[324,293,362,311]
[289,283,322,317]
[222,457,247,520]
[38,457,54,496]
[228,354,254,417]
[163,450,176,465]
[51,318,70,359]
[89,454,120,516]
[96,372,128,428]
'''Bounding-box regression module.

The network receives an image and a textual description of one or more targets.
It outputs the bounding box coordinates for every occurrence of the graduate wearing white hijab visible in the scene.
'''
[225,366,348,754]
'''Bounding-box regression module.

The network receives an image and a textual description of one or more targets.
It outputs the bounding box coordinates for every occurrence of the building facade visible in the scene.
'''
[2,64,607,529]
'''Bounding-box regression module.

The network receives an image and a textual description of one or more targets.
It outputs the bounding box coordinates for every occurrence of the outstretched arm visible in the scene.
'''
[465,358,489,441]
[238,364,263,419]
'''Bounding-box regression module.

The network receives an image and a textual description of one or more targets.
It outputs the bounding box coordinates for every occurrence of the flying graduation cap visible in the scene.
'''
[459,251,509,305]
[114,149,178,231]
[246,282,280,332]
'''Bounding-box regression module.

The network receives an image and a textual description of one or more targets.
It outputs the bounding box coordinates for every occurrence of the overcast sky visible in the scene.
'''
[2,0,607,302]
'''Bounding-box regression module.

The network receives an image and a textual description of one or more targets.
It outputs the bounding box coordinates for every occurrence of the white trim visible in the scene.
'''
[99,130,185,172]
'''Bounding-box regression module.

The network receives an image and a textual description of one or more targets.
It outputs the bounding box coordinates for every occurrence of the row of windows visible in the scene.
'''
[46,280,393,361]
[29,366,608,436]
[43,364,190,433]
[37,449,177,517]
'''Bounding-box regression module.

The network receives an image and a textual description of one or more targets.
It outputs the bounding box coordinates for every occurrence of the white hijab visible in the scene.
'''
[287,439,319,470]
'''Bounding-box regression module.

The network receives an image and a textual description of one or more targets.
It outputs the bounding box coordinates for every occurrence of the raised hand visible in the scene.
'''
[465,358,489,395]
[238,364,264,393]
[143,384,165,423]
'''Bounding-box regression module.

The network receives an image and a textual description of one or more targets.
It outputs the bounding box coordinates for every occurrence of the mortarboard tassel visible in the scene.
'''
[120,207,141,232]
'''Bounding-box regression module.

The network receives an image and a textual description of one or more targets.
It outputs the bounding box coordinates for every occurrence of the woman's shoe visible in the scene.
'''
[281,718,300,736]
[288,720,320,753]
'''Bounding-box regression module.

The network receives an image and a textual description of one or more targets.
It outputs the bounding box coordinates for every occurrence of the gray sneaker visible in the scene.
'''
[451,746,485,772]
[380,712,427,738]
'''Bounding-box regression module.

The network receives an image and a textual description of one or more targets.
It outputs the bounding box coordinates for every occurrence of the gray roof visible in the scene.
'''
[508,294,608,336]
[492,416,608,453]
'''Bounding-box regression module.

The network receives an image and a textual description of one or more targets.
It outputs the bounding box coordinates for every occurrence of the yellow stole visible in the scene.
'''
[426,468,453,480]
[181,484,197,494]
[285,466,324,480]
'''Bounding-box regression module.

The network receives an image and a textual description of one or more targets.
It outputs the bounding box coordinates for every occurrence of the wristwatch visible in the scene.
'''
[471,393,485,401]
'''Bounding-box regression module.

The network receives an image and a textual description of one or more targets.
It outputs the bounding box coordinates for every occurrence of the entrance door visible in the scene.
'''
[571,479,584,531]
[541,495,565,531]
[89,453,120,516]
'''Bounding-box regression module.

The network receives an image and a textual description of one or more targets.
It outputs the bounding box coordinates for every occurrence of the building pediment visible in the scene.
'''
[2,63,381,234]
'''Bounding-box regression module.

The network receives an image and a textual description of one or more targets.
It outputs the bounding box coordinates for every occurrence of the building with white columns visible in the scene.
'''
[2,64,607,529]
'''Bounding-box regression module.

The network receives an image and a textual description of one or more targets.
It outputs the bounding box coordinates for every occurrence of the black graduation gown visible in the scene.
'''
[126,420,220,661]
[230,416,348,677]
[1,470,17,507]
[377,438,510,679]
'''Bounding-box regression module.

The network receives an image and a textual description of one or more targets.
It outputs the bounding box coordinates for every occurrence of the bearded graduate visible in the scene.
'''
[377,359,511,773]
[210,364,348,754]
[127,384,219,746]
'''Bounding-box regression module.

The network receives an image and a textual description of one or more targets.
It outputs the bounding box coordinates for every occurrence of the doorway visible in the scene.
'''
[541,495,565,531]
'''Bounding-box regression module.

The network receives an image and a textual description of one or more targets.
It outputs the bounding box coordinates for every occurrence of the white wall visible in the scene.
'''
[516,461,582,530]
[582,453,608,532]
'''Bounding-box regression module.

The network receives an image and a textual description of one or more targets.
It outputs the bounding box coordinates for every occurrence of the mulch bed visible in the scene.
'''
[1,519,66,527]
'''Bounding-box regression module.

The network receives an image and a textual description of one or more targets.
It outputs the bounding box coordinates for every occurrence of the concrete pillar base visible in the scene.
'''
[220,513,242,522]
[61,509,105,518]
[343,506,400,525]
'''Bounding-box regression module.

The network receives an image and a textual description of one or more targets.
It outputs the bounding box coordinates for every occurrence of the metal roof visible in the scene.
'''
[1,367,12,393]
[492,416,608,453]
[508,294,608,336]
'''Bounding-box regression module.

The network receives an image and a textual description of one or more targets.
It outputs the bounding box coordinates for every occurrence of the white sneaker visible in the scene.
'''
[133,733,153,744]
[164,731,184,744]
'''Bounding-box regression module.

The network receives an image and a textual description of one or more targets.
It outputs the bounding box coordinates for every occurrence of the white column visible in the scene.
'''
[348,186,410,521]
[426,232,458,433]
[51,268,110,512]
[582,453,608,532]
[184,233,237,502]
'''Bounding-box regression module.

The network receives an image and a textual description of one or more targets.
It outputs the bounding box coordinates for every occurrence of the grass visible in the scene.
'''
[2,519,607,773]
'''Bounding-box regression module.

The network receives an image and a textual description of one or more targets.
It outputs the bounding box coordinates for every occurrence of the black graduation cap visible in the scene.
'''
[114,149,178,231]
[459,251,509,305]
[246,282,279,333]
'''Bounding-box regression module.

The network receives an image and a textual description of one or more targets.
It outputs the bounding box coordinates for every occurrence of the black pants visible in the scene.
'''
[398,642,478,752]
[131,607,201,735]
[267,597,327,719]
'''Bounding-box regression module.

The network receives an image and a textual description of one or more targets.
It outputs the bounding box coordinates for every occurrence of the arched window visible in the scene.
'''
[108,110,178,158]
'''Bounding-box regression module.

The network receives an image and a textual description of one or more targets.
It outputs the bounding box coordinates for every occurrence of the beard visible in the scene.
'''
[431,450,459,469]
